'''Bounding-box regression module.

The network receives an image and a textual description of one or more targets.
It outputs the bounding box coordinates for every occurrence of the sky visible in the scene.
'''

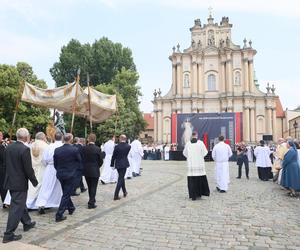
[0,0,299,112]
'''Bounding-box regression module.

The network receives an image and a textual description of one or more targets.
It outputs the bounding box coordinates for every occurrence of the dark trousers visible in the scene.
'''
[56,178,75,218]
[73,170,85,193]
[238,155,249,177]
[114,168,127,198]
[0,171,7,202]
[5,191,31,237]
[79,178,86,190]
[85,177,99,206]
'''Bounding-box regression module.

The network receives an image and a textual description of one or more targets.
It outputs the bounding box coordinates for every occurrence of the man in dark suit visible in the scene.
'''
[111,134,131,200]
[73,137,87,195]
[54,133,81,222]
[0,131,7,207]
[3,128,38,243]
[82,133,104,209]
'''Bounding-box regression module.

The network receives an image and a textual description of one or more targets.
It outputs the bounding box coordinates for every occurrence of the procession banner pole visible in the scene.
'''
[9,79,25,141]
[87,73,93,133]
[70,68,80,134]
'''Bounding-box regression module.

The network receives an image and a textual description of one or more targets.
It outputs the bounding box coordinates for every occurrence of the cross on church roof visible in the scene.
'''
[208,6,213,16]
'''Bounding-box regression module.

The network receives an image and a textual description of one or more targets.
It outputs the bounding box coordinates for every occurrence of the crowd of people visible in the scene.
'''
[183,133,300,201]
[0,129,144,243]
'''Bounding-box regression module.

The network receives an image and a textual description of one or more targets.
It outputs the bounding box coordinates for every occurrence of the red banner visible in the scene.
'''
[171,112,177,144]
[235,112,241,143]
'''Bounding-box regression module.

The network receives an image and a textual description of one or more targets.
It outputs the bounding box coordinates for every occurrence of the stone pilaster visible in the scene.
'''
[176,62,182,96]
[243,59,249,92]
[244,107,250,142]
[248,59,254,93]
[172,63,177,96]
[192,61,197,96]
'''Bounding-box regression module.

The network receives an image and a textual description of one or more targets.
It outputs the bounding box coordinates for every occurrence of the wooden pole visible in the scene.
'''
[9,79,25,140]
[70,68,80,134]
[87,73,93,133]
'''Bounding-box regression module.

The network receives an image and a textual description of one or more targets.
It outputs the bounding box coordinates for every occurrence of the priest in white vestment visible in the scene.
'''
[183,132,209,200]
[254,140,273,181]
[212,135,233,193]
[100,136,118,184]
[164,144,170,161]
[130,138,143,177]
[27,132,48,209]
[125,150,133,179]
[35,132,63,214]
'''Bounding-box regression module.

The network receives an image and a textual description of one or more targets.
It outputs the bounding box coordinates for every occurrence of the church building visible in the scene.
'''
[153,14,285,145]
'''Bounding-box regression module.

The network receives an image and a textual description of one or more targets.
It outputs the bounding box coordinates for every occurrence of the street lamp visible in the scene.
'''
[293,120,298,139]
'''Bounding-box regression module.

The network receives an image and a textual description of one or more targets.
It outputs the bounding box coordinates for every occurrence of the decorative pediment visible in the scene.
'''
[203,46,219,56]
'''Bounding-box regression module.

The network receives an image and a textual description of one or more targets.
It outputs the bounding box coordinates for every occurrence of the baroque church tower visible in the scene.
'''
[153,15,284,144]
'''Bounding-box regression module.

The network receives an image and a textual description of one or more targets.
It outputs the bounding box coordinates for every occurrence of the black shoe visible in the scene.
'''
[2,234,22,243]
[81,188,87,193]
[23,221,36,232]
[123,192,128,198]
[127,177,131,179]
[236,177,241,179]
[55,216,67,222]
[246,176,249,180]
[71,193,80,196]
[88,204,97,209]
[69,208,76,215]
[100,180,106,185]
[113,196,121,200]
[38,207,45,215]
[220,190,226,193]
[132,172,137,177]
[191,197,196,201]
[216,187,220,192]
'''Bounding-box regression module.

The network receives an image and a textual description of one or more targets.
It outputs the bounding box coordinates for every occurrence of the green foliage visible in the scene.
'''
[0,62,50,137]
[95,69,147,143]
[50,37,136,87]
[50,38,146,142]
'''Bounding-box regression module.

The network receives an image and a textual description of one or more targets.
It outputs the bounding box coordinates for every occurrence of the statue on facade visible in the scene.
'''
[226,36,231,47]
[208,30,215,46]
[192,40,196,49]
[54,111,66,135]
[198,40,202,49]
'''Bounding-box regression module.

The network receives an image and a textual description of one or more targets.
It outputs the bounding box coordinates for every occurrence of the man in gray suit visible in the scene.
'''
[3,128,38,243]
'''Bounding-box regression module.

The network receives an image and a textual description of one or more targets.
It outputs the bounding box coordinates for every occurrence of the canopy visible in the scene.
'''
[21,82,117,123]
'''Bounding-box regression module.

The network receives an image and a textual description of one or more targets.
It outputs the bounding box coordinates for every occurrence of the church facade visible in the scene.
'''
[153,15,285,145]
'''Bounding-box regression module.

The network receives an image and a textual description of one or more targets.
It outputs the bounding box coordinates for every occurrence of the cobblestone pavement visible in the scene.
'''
[1,161,300,250]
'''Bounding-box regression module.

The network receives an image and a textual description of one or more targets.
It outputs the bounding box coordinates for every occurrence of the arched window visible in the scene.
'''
[234,71,241,85]
[257,117,264,133]
[207,74,216,91]
[183,74,189,88]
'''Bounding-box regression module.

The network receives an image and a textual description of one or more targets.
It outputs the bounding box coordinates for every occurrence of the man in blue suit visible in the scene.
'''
[54,133,81,222]
[111,134,131,200]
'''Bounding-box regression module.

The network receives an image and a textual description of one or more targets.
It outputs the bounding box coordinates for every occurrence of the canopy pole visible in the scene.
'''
[70,68,80,134]
[9,79,25,141]
[87,73,93,133]
[114,101,119,136]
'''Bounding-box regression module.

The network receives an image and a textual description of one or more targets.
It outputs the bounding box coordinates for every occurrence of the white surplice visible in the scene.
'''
[212,141,233,191]
[130,139,143,175]
[164,146,170,161]
[254,146,272,167]
[35,141,63,208]
[100,139,118,183]
[27,139,48,208]
[125,151,133,178]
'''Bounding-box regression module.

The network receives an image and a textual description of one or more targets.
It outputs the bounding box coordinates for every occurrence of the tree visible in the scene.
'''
[50,38,145,142]
[0,62,50,138]
[95,69,147,143]
[50,37,136,86]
